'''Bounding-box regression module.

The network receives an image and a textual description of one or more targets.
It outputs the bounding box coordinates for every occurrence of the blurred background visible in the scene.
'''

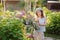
[0,0,60,40]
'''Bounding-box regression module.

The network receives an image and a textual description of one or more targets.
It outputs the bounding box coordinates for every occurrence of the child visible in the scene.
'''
[34,8,46,40]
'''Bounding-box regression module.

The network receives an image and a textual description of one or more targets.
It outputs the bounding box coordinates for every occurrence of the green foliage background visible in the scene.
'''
[43,7,60,35]
[0,17,27,40]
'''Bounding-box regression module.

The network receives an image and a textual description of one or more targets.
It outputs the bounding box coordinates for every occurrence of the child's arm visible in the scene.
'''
[39,18,46,26]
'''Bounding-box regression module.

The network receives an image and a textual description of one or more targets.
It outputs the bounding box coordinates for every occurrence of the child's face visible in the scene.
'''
[36,11,41,17]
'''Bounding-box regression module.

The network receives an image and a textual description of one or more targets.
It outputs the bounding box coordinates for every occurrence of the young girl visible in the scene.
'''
[34,8,46,40]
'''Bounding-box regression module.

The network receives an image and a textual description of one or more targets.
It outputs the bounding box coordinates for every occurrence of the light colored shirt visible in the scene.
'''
[36,17,46,32]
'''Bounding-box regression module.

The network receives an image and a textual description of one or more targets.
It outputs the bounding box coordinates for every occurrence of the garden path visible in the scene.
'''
[45,37,60,40]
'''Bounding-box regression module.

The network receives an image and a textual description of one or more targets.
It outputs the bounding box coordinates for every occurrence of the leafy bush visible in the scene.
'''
[36,0,47,7]
[0,17,27,40]
[46,11,60,35]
